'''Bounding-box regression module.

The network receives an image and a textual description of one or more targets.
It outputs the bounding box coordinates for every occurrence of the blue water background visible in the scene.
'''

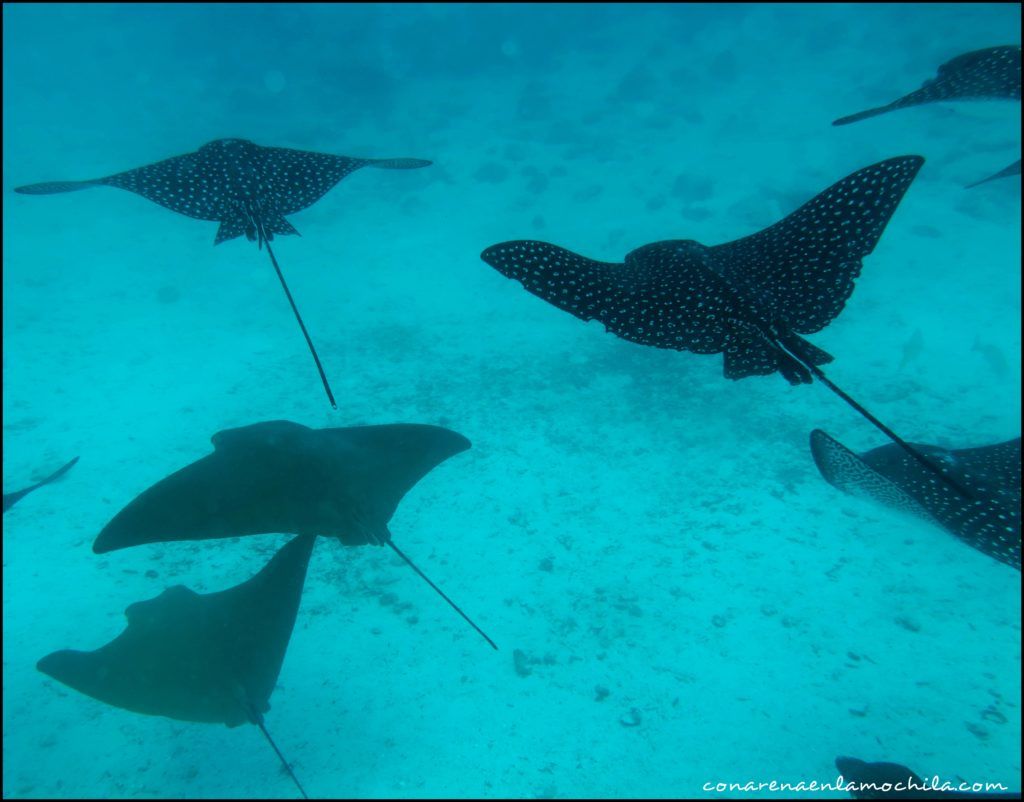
[3,3,1020,798]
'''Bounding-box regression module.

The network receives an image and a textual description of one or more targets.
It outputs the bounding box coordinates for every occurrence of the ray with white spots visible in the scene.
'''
[833,45,1021,126]
[832,45,1021,189]
[15,138,432,408]
[811,431,1021,571]
[481,157,970,494]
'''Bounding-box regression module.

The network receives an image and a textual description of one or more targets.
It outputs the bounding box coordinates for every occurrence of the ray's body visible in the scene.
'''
[15,139,431,409]
[39,534,316,798]
[481,157,965,493]
[93,420,496,649]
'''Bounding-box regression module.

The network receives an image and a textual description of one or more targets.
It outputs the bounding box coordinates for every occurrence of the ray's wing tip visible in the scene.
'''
[371,157,433,170]
[481,240,546,259]
[92,534,115,554]
[479,241,514,265]
[808,429,839,473]
[13,180,95,195]
[37,650,71,677]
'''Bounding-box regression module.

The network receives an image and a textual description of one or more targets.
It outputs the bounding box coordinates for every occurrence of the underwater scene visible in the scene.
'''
[2,3,1020,799]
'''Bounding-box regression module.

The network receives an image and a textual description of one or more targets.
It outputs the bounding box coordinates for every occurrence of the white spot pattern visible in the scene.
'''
[834,45,1021,125]
[14,138,431,245]
[811,430,1021,571]
[481,157,923,383]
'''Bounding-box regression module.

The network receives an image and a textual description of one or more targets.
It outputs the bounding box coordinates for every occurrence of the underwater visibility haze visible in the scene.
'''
[3,3,1020,799]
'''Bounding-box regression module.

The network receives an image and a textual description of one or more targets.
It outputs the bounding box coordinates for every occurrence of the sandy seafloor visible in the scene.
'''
[2,3,1021,799]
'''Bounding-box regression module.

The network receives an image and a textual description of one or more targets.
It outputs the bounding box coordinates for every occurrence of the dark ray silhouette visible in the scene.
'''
[39,534,317,798]
[3,456,79,513]
[93,420,495,649]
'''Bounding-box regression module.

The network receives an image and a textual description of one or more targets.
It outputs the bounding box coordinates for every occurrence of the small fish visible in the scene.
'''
[899,328,924,370]
[972,336,1009,377]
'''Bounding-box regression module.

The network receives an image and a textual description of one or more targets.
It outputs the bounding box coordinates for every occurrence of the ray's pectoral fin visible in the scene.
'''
[724,330,787,381]
[810,429,936,523]
[723,327,832,385]
[215,211,300,246]
[776,329,834,383]
[14,180,103,195]
[214,214,251,245]
[266,212,300,239]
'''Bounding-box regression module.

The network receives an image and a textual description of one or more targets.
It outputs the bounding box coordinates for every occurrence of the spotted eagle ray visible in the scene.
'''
[481,156,967,494]
[3,456,78,513]
[810,430,1021,570]
[836,756,1020,799]
[832,46,1021,189]
[39,534,315,798]
[833,45,1021,126]
[92,420,496,649]
[14,139,432,409]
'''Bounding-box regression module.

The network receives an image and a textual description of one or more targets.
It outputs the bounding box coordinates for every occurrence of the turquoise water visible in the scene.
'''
[2,3,1020,799]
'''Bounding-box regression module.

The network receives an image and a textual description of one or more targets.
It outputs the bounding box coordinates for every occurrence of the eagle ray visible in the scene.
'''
[481,156,969,496]
[15,139,432,409]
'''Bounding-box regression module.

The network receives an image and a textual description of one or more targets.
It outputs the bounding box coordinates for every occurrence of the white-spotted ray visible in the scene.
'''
[15,139,432,409]
[833,45,1021,189]
[833,45,1021,126]
[811,431,1021,571]
[481,157,971,496]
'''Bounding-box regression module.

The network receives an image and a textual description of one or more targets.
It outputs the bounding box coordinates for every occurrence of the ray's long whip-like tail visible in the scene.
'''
[387,541,498,650]
[804,363,974,500]
[248,704,309,800]
[261,234,337,410]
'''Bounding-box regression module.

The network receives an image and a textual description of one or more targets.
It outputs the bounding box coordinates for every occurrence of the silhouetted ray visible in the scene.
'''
[811,431,1021,570]
[3,456,78,513]
[481,157,965,493]
[833,45,1021,126]
[39,534,316,799]
[966,158,1021,189]
[836,756,1020,799]
[93,420,495,649]
[15,139,431,409]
